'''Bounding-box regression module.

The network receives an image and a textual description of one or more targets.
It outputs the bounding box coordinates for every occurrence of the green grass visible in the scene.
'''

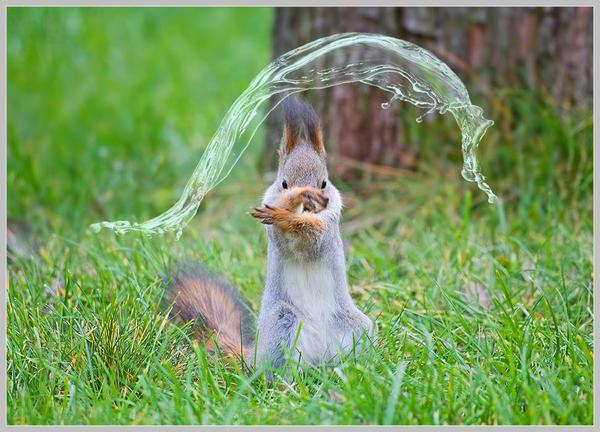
[7,7,593,425]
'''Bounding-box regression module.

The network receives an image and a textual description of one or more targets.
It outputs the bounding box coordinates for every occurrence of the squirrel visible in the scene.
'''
[166,95,373,372]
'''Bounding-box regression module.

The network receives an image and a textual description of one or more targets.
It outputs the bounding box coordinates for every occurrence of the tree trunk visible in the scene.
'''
[262,7,592,178]
[264,7,411,179]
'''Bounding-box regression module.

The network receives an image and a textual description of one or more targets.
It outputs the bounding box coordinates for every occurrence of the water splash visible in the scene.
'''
[91,32,497,239]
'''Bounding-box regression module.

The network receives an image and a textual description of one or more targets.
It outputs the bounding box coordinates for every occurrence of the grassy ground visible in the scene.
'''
[7,8,593,425]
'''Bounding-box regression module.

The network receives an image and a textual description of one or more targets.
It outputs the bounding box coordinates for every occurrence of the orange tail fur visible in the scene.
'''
[165,266,254,359]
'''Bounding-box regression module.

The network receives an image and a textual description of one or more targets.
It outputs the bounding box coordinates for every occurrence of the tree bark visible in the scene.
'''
[264,7,409,178]
[262,7,592,177]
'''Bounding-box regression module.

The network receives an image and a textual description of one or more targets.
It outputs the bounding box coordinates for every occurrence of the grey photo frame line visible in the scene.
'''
[1,1,596,431]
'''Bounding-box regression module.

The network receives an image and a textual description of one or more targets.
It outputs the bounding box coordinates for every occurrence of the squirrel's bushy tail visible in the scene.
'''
[165,266,254,358]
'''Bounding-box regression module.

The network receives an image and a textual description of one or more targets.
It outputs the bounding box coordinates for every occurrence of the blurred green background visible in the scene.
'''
[8,7,273,228]
[7,7,593,425]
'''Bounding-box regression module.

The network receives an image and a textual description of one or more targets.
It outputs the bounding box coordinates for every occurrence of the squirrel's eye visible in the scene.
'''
[321,180,327,189]
[282,180,288,189]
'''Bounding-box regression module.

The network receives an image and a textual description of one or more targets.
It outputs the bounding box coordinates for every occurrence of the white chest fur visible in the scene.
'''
[282,260,340,364]
[283,260,336,317]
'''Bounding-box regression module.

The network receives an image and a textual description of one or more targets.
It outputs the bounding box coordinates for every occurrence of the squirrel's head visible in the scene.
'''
[276,96,328,192]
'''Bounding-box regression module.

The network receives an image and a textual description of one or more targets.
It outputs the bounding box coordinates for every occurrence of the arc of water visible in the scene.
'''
[91,32,496,239]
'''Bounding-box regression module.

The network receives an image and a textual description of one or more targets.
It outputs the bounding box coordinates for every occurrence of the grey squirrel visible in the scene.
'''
[166,95,373,370]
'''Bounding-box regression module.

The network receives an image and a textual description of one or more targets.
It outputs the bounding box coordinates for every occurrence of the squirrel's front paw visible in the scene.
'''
[290,187,328,214]
[250,205,280,225]
[302,189,328,213]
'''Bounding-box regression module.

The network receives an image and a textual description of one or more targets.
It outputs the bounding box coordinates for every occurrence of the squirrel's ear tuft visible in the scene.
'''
[281,96,302,155]
[280,95,326,157]
[306,117,325,156]
[301,100,325,156]
[282,123,297,155]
